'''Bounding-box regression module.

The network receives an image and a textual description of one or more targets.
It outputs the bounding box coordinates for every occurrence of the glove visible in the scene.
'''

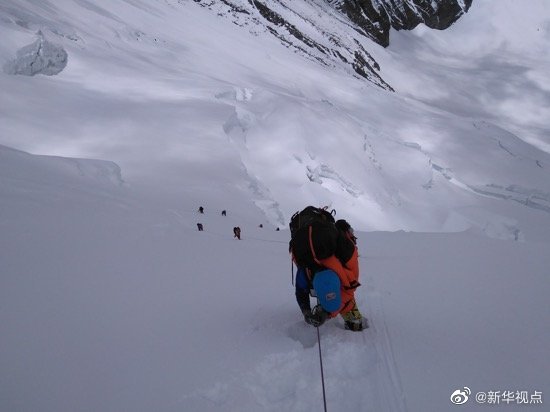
[303,305,329,327]
[302,309,313,325]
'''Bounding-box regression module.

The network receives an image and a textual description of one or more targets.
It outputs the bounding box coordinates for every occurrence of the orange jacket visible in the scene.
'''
[318,247,360,316]
[293,225,361,316]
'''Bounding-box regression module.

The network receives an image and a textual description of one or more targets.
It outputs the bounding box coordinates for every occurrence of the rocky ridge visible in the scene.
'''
[193,0,472,89]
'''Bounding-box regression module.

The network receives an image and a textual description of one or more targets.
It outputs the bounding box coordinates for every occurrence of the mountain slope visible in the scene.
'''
[1,2,550,411]
[1,144,548,412]
[0,0,549,240]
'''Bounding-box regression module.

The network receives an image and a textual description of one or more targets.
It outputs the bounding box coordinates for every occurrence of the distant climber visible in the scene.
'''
[198,206,204,214]
[221,210,227,216]
[233,226,241,240]
[197,223,204,231]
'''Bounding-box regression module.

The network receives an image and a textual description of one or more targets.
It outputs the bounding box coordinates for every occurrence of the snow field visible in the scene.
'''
[1,1,550,411]
[1,142,549,412]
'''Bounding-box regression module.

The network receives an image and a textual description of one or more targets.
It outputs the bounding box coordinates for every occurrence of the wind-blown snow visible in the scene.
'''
[373,0,550,154]
[1,1,549,411]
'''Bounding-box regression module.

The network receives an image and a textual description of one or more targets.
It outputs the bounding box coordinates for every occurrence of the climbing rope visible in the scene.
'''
[316,326,328,412]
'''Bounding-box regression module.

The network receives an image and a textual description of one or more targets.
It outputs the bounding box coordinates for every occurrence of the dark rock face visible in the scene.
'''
[193,0,472,89]
[248,0,393,89]
[336,0,473,47]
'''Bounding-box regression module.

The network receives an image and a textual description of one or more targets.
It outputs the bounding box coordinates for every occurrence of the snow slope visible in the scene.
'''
[1,144,548,412]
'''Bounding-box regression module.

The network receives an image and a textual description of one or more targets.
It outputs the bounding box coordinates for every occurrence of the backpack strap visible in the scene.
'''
[308,225,322,265]
[345,231,357,244]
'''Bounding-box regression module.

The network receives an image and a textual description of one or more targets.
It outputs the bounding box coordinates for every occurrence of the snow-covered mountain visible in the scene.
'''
[1,1,550,412]
[191,0,471,86]
[331,0,472,46]
[1,0,549,241]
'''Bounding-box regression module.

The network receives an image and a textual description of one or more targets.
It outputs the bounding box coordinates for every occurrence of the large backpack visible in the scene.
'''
[289,206,353,272]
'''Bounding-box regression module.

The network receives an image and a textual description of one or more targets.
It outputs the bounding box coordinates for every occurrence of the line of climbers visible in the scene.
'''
[196,206,280,238]
[198,204,366,331]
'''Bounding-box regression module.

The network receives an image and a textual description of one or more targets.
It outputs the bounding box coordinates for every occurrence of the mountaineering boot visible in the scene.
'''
[341,304,366,331]
[344,318,364,331]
